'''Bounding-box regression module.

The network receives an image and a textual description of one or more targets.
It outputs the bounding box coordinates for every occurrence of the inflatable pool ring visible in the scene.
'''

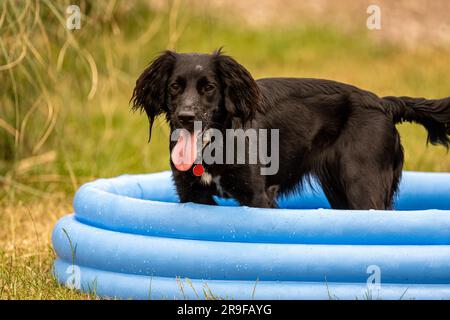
[52,171,450,300]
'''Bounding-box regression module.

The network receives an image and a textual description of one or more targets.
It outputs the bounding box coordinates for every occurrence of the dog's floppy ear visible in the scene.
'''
[213,49,261,124]
[131,50,176,142]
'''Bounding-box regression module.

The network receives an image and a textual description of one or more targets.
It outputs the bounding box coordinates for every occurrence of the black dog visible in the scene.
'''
[131,50,450,210]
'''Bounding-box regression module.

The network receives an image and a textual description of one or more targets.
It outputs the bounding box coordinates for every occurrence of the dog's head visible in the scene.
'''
[131,49,261,140]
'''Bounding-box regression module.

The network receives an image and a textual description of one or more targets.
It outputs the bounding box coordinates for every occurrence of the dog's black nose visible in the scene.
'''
[177,110,195,123]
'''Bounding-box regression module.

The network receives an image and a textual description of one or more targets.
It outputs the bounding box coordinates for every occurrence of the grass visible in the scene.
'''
[0,0,449,299]
[0,198,95,299]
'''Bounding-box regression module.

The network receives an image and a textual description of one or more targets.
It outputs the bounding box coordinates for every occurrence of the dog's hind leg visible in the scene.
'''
[316,166,350,209]
[342,169,393,210]
[317,142,398,210]
[338,152,396,210]
[323,109,402,210]
[387,131,404,209]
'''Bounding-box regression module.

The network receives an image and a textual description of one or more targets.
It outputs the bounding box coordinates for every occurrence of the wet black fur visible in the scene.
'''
[131,50,450,209]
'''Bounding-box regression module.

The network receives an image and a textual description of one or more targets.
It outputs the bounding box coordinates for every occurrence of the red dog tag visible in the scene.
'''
[193,164,205,177]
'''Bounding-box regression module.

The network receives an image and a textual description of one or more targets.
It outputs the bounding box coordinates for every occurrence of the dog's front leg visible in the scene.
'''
[172,169,218,205]
[219,165,277,208]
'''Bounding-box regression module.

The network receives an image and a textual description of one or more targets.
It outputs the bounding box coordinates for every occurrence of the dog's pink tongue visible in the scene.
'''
[171,131,198,171]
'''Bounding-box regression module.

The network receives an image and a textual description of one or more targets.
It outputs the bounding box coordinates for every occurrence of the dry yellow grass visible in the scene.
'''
[0,198,94,299]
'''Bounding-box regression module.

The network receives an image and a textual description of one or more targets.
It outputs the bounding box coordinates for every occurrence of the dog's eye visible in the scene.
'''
[170,83,181,91]
[204,84,215,92]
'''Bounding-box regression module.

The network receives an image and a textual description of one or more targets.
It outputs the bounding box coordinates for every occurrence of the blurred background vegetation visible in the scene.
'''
[1,0,450,201]
[0,0,449,298]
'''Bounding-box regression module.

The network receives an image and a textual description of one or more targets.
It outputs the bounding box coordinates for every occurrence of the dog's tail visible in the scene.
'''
[381,95,450,148]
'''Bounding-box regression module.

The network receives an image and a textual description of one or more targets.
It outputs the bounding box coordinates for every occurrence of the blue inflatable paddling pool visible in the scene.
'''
[52,171,450,300]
